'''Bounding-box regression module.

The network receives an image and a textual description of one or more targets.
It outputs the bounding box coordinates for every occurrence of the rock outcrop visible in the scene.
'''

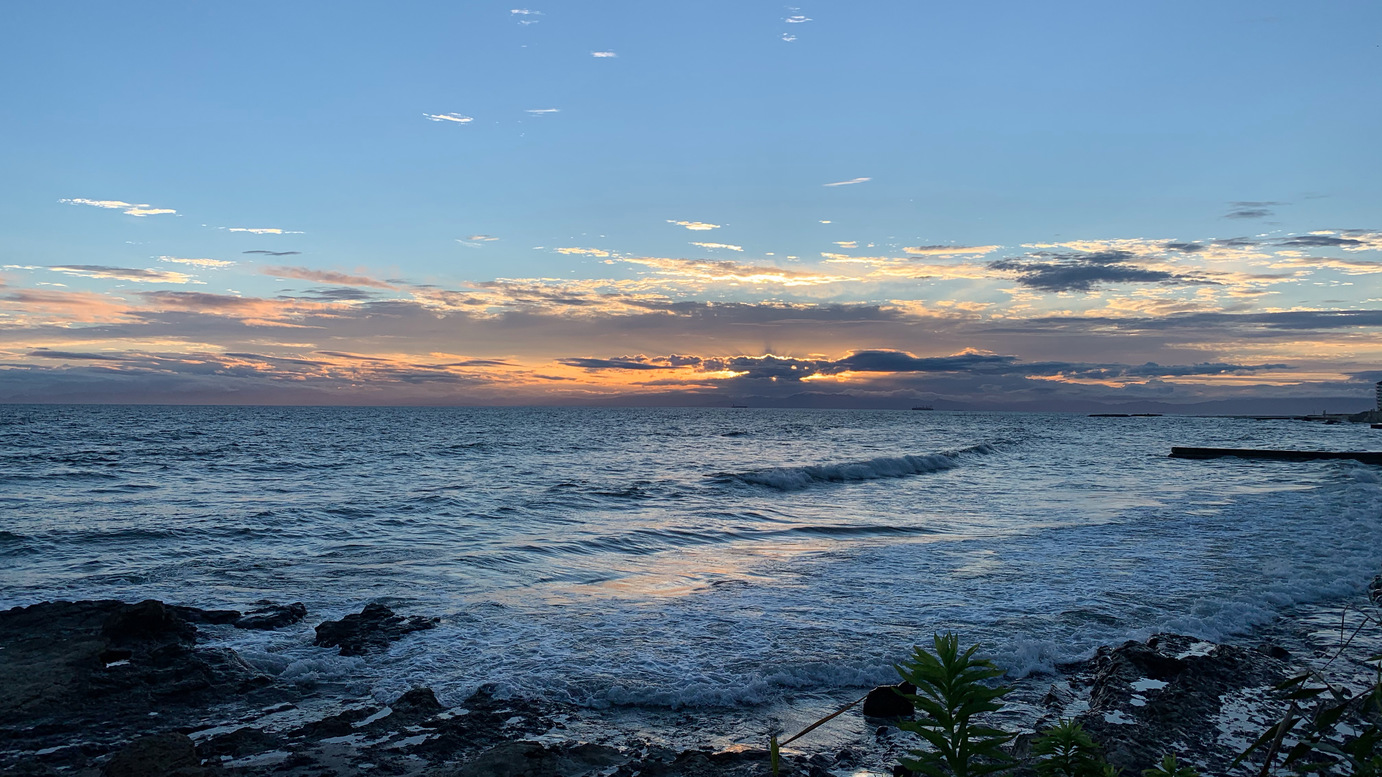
[312,602,439,655]
[1055,634,1293,774]
[234,601,307,630]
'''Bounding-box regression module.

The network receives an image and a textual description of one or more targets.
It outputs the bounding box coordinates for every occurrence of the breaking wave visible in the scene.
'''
[714,443,998,490]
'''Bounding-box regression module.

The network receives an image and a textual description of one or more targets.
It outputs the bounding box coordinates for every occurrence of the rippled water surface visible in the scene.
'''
[2,406,1380,713]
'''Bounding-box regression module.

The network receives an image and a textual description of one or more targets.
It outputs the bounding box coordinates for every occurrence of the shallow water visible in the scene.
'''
[2,406,1380,720]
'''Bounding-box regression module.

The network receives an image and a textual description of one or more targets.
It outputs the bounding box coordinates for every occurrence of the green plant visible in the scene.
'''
[895,633,1015,777]
[1033,719,1116,777]
[1140,754,1198,777]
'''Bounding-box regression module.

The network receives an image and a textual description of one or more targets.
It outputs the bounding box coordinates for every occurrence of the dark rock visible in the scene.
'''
[313,602,439,655]
[102,732,205,777]
[234,601,307,630]
[0,599,292,770]
[862,681,916,718]
[286,706,380,739]
[408,685,558,762]
[391,686,445,718]
[169,605,241,625]
[454,741,626,777]
[631,747,771,777]
[102,599,196,644]
[197,726,279,760]
[1072,633,1291,774]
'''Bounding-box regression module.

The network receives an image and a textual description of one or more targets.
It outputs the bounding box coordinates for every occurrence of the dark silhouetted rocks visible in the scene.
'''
[1069,634,1291,774]
[452,740,626,777]
[863,681,916,718]
[102,732,210,777]
[391,685,445,719]
[313,602,439,655]
[234,601,307,630]
[0,599,292,771]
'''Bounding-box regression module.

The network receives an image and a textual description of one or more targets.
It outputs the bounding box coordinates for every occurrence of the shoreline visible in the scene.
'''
[3,578,1379,777]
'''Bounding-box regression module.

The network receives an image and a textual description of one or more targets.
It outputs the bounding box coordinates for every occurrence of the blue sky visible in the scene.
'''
[1,1,1380,408]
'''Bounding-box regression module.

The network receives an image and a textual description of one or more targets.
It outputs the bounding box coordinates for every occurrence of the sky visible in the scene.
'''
[2,1,1380,410]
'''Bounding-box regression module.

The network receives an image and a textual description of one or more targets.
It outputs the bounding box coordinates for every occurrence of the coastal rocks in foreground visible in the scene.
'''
[0,599,279,730]
[235,601,308,631]
[6,595,1376,776]
[313,602,439,655]
[1038,633,1295,774]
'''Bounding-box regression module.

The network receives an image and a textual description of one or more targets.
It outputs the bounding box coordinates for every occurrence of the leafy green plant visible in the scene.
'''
[1141,754,1198,777]
[895,633,1015,777]
[1033,719,1117,777]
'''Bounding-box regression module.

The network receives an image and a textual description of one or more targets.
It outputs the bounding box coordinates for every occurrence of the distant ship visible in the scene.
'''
[911,405,934,411]
[730,404,749,408]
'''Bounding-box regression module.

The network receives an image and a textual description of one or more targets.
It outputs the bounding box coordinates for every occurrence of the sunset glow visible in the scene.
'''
[2,2,1378,411]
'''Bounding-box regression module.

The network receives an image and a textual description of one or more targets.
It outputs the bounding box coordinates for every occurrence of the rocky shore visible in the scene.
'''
[3,583,1379,777]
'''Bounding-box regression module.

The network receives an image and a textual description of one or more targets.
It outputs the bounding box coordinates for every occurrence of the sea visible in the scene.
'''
[2,405,1380,748]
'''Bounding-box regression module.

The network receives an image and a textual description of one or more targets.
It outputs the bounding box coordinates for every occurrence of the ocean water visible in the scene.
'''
[2,406,1381,724]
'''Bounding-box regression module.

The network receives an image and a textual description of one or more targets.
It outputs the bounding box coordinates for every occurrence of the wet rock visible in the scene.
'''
[102,599,197,643]
[0,599,292,771]
[197,726,280,760]
[863,681,916,718]
[313,603,439,655]
[170,604,241,626]
[454,741,626,777]
[1072,633,1291,774]
[391,686,445,719]
[102,732,208,777]
[409,685,558,762]
[234,601,307,630]
[287,706,381,739]
[630,747,773,777]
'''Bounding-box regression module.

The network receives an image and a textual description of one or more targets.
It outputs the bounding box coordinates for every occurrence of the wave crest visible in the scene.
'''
[715,443,997,490]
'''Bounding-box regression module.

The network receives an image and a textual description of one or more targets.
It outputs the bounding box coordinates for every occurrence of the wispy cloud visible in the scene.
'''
[60,198,176,217]
[823,177,871,187]
[226,227,303,235]
[159,256,236,268]
[466,235,500,242]
[555,247,611,256]
[1224,201,1285,220]
[781,33,797,42]
[49,265,195,284]
[510,8,541,14]
[904,245,1000,256]
[261,266,397,289]
[667,219,720,231]
[785,14,812,23]
[622,256,849,287]
[691,242,743,251]
[424,112,473,123]
[591,51,617,58]
[243,250,301,256]
[525,108,560,115]
[833,240,858,248]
